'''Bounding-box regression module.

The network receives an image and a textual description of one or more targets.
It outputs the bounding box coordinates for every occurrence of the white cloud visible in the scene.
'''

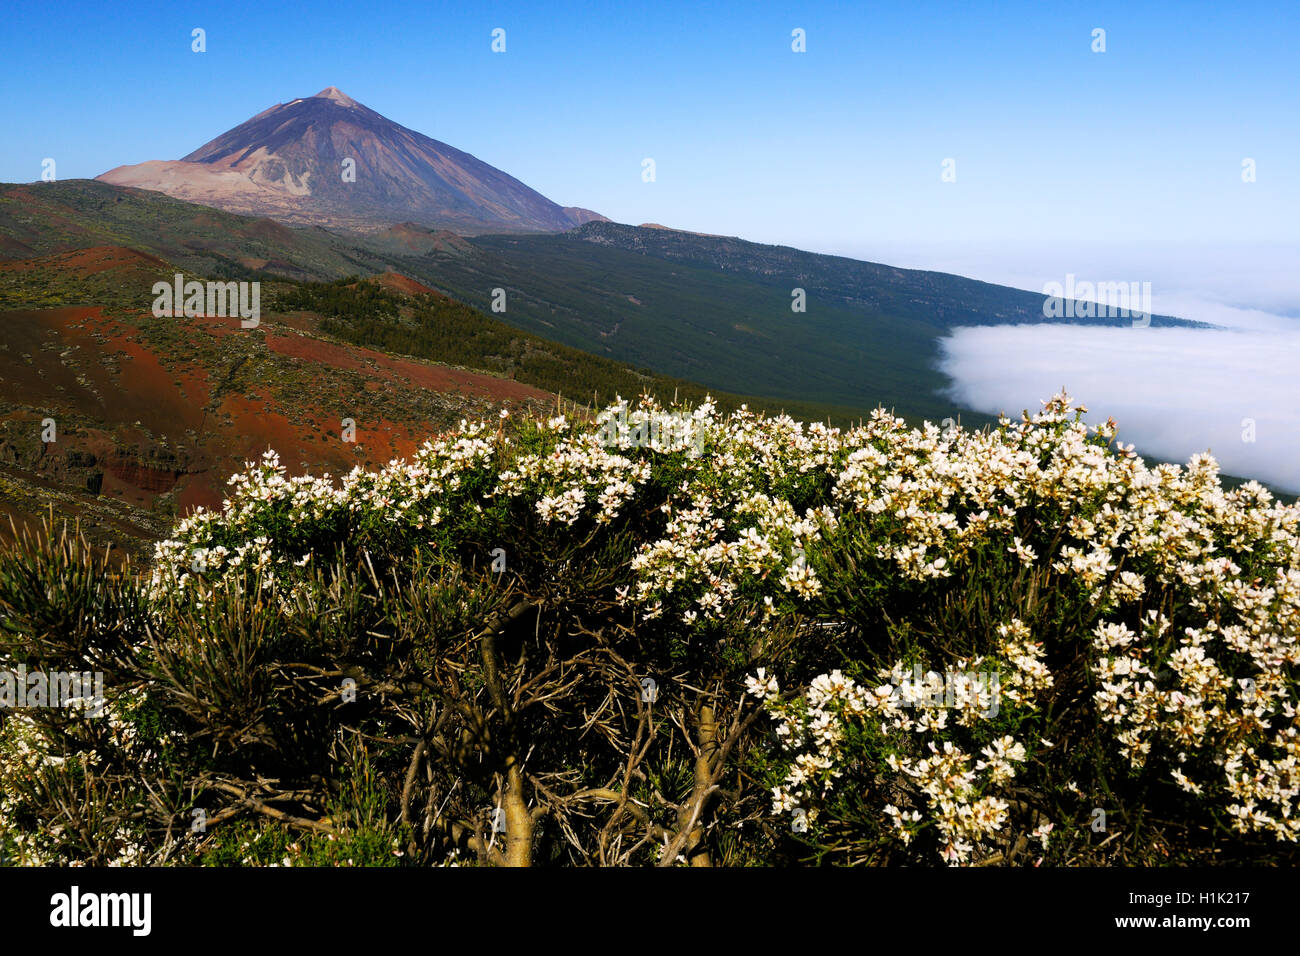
[938,322,1300,493]
[815,238,1300,494]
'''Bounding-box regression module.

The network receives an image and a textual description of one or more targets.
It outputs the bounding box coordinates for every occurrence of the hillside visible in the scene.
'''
[1,180,1199,430]
[368,222,1200,422]
[0,246,869,558]
[0,180,390,281]
[0,252,558,558]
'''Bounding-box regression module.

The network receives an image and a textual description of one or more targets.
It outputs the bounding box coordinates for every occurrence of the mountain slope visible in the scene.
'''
[0,179,391,281]
[0,183,1200,426]
[1,241,893,557]
[569,222,1164,331]
[369,222,1201,422]
[97,87,605,234]
[0,255,563,558]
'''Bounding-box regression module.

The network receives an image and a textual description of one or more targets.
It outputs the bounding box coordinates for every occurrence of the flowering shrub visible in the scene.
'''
[1,392,1295,865]
[751,397,1299,863]
[752,622,1055,865]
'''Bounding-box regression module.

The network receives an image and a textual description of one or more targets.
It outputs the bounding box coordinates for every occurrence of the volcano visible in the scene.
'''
[97,87,605,235]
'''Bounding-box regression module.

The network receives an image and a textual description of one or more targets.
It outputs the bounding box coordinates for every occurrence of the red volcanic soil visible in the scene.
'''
[266,328,553,403]
[373,271,445,298]
[0,307,207,437]
[0,235,35,259]
[1,297,558,556]
[377,223,433,252]
[0,245,170,277]
[0,307,213,511]
[211,389,420,477]
[0,494,142,570]
[371,225,475,257]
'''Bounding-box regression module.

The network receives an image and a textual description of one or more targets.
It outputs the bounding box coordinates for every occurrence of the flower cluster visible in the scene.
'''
[1093,610,1300,842]
[495,406,651,526]
[755,619,1053,865]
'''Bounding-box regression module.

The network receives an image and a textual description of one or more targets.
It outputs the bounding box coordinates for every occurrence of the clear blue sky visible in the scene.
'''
[2,0,1297,246]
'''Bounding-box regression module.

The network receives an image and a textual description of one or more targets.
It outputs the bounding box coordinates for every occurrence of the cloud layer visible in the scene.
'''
[938,322,1300,494]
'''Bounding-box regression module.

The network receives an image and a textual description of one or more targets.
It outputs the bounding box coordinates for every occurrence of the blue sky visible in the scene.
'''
[2,0,1297,247]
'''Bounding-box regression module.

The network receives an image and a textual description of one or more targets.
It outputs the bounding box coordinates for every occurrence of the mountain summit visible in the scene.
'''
[97,88,604,234]
[312,86,360,107]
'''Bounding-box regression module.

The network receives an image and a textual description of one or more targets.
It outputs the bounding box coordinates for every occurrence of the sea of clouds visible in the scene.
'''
[938,322,1300,493]
[822,240,1300,494]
